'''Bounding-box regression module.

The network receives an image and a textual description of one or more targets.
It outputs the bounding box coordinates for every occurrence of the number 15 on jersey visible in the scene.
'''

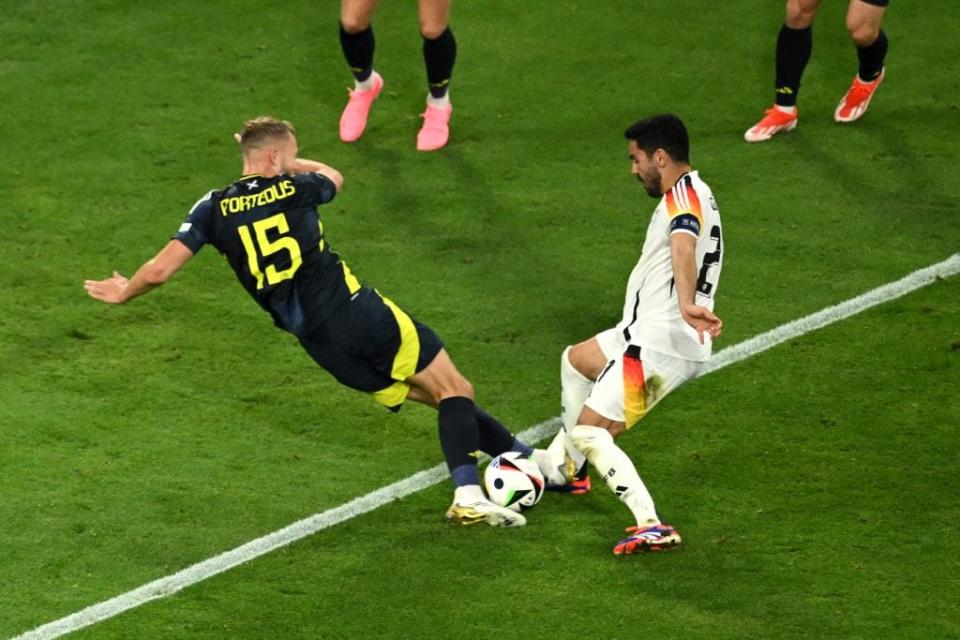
[237,212,303,290]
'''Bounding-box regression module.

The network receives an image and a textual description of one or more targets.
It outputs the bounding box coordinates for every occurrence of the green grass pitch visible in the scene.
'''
[1,1,958,638]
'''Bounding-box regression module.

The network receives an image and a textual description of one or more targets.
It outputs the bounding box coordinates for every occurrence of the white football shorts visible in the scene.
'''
[585,328,703,429]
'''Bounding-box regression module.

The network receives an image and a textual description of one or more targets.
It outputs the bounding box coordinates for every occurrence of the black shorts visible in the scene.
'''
[857,0,888,7]
[298,287,444,410]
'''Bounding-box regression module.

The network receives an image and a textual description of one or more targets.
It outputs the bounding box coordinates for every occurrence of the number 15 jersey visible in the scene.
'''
[173,172,357,338]
[617,170,723,362]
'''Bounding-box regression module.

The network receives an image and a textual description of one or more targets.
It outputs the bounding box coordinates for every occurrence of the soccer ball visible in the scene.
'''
[483,452,545,512]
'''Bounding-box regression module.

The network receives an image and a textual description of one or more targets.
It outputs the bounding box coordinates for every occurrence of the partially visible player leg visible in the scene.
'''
[745,0,819,142]
[348,290,523,527]
[569,407,678,555]
[571,347,701,554]
[543,340,607,491]
[474,406,538,458]
[339,0,384,142]
[408,349,526,527]
[408,387,534,458]
[835,0,888,122]
[416,0,455,151]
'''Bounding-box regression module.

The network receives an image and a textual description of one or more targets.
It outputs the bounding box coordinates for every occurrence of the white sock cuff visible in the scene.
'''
[427,92,451,108]
[354,71,378,91]
[454,484,485,504]
[562,346,593,384]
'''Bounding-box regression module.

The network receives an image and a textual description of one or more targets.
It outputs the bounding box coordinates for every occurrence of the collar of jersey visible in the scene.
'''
[240,173,264,181]
[671,170,693,188]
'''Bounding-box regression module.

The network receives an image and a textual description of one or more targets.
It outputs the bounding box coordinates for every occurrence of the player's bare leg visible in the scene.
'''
[416,0,455,151]
[408,349,526,527]
[834,0,887,122]
[745,0,820,142]
[338,0,383,142]
[569,405,680,554]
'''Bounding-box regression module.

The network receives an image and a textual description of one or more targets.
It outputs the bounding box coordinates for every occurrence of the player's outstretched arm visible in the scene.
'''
[84,240,194,304]
[293,158,343,193]
[670,233,722,344]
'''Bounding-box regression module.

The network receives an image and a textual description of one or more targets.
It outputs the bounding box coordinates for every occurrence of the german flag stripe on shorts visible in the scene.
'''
[623,347,647,428]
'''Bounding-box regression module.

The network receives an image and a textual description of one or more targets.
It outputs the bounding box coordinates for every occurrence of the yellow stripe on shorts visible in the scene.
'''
[341,261,362,294]
[380,295,420,381]
[368,294,421,409]
[372,381,410,408]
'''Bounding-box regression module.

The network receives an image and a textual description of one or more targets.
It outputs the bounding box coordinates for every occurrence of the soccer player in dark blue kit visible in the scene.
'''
[84,116,544,527]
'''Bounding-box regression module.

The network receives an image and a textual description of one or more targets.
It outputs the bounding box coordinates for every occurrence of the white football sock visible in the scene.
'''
[529,448,560,485]
[570,424,659,526]
[774,104,797,115]
[543,346,593,483]
[560,346,591,470]
[354,71,378,92]
[542,432,569,486]
[454,483,485,504]
[427,92,451,109]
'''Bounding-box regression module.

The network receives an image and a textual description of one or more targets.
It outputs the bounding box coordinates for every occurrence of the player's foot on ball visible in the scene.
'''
[445,499,526,528]
[339,72,384,143]
[416,103,452,151]
[834,68,884,123]
[532,448,567,488]
[743,106,798,143]
[612,523,682,555]
[546,458,591,494]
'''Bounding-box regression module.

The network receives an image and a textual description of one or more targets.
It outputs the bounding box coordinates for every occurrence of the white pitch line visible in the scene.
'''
[12,253,960,640]
[701,252,960,375]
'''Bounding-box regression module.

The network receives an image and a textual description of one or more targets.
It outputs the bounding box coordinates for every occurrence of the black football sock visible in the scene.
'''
[774,24,812,107]
[857,30,888,81]
[422,27,457,99]
[438,396,480,486]
[339,23,375,82]
[475,406,532,457]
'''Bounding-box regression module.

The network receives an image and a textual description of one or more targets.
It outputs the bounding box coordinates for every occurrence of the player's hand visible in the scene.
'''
[84,271,129,304]
[681,304,722,345]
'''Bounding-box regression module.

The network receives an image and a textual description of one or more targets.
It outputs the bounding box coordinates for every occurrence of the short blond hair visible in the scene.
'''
[237,115,296,149]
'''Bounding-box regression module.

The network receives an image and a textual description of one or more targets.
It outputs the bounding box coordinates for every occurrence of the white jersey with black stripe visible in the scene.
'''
[616,170,723,362]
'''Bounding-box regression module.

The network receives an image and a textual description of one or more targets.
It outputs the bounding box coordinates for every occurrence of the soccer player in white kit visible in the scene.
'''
[544,114,723,555]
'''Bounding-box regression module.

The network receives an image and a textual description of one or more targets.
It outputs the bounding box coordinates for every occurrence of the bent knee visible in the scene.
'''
[455,377,474,399]
[419,21,449,40]
[847,20,880,47]
[436,375,473,402]
[566,341,605,381]
[570,424,615,455]
[785,0,819,28]
[341,18,371,33]
[340,13,372,33]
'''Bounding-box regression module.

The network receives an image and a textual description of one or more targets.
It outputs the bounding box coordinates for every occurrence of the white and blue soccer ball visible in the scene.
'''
[483,451,545,512]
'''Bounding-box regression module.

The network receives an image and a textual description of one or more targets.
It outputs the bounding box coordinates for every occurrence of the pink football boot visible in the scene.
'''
[339,72,383,143]
[416,103,452,151]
